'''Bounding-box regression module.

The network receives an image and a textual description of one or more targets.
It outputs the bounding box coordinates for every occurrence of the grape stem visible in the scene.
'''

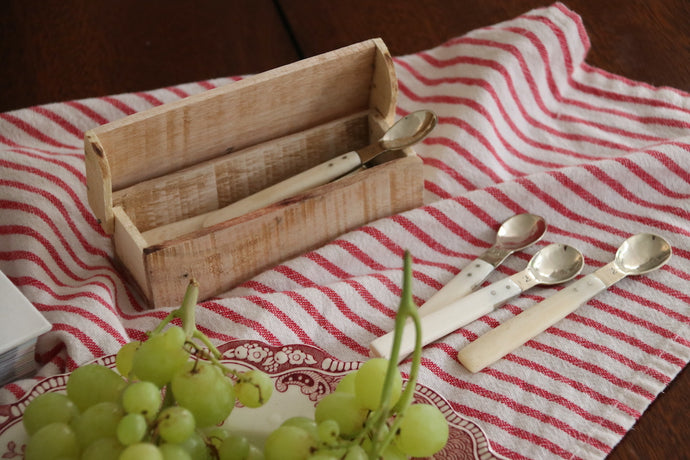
[367,250,423,456]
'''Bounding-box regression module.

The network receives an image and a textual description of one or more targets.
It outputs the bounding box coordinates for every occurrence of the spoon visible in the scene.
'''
[418,213,547,318]
[201,110,438,228]
[142,111,437,245]
[370,243,584,362]
[457,233,672,373]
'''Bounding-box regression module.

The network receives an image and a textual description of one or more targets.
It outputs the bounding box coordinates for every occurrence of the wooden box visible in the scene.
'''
[84,38,424,308]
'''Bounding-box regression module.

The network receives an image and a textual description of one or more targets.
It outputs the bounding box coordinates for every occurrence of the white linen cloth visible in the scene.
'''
[1,3,688,459]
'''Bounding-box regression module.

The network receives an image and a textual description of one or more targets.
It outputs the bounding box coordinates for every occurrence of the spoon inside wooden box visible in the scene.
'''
[141,110,437,245]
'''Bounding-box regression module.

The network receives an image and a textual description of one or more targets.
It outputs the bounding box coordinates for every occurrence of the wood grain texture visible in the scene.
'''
[1,0,687,457]
[0,0,299,112]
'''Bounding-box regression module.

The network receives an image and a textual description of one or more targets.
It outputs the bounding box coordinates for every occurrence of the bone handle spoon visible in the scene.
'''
[418,213,546,317]
[457,233,672,373]
[141,110,437,245]
[370,243,584,362]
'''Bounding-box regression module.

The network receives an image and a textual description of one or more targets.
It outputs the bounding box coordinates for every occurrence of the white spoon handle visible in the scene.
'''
[457,272,608,373]
[418,258,495,317]
[370,277,522,362]
[203,151,362,228]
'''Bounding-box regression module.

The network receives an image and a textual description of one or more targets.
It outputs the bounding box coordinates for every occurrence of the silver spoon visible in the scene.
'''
[202,110,438,229]
[458,233,672,373]
[370,243,584,362]
[418,213,547,317]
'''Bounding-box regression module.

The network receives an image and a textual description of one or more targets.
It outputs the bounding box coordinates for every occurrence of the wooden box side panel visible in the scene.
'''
[89,39,394,194]
[112,206,151,301]
[143,154,423,307]
[113,112,371,233]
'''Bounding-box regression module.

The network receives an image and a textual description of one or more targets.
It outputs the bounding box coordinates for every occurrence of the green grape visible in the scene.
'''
[234,370,273,408]
[157,406,196,443]
[120,442,164,460]
[217,433,250,460]
[23,392,79,435]
[171,360,235,427]
[307,454,338,460]
[314,392,367,438]
[65,363,127,411]
[24,422,80,460]
[117,413,148,445]
[263,425,316,460]
[122,381,163,421]
[354,358,401,411]
[132,326,189,387]
[281,416,318,440]
[81,437,124,460]
[177,431,212,460]
[204,426,230,449]
[381,443,407,460]
[316,419,339,445]
[394,403,449,457]
[343,444,367,460]
[71,400,124,447]
[334,371,357,394]
[116,341,141,378]
[246,445,264,460]
[159,443,193,460]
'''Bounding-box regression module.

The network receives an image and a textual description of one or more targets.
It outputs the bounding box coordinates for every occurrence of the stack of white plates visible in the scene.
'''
[0,271,51,387]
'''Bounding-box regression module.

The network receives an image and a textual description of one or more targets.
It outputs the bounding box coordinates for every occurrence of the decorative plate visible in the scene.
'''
[0,340,503,459]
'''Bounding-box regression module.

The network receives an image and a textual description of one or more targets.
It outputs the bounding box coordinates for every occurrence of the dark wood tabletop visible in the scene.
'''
[1,1,688,458]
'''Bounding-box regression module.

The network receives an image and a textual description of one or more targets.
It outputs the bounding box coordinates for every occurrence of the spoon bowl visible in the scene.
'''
[380,110,438,151]
[615,233,672,275]
[528,243,584,285]
[495,213,548,252]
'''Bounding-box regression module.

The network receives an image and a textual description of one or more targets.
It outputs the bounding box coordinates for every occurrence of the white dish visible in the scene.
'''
[0,340,503,459]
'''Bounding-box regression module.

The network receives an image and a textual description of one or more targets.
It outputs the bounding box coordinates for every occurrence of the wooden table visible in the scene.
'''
[1,1,687,457]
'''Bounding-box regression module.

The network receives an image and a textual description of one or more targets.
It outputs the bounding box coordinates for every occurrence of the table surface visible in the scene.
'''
[1,1,688,457]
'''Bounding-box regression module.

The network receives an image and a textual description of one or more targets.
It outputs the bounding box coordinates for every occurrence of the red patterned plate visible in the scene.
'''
[0,340,503,459]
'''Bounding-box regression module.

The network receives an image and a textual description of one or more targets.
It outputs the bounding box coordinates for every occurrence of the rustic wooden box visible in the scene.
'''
[84,38,424,308]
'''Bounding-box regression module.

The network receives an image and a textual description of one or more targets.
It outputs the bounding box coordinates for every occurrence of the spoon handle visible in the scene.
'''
[418,259,495,317]
[370,276,522,362]
[457,271,609,373]
[203,152,362,228]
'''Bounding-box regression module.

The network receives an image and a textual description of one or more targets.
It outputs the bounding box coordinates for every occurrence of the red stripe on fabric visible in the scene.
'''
[282,290,369,356]
[342,279,395,319]
[0,159,103,233]
[201,301,281,346]
[547,171,690,237]
[546,327,671,384]
[502,353,641,417]
[423,137,502,184]
[0,197,108,263]
[245,294,315,347]
[438,383,594,457]
[483,367,627,434]
[101,96,137,115]
[521,14,690,113]
[198,81,216,90]
[3,253,147,319]
[331,239,389,271]
[135,91,165,107]
[37,302,127,345]
[424,180,453,200]
[567,313,686,368]
[4,383,27,400]
[29,106,84,140]
[0,113,78,149]
[424,360,611,452]
[51,323,105,357]
[636,150,690,188]
[443,31,690,117]
[524,340,655,400]
[400,78,631,158]
[65,101,110,125]
[166,86,189,98]
[236,279,276,295]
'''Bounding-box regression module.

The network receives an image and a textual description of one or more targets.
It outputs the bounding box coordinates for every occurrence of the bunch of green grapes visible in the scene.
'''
[21,281,272,460]
[264,356,448,459]
[20,252,449,459]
